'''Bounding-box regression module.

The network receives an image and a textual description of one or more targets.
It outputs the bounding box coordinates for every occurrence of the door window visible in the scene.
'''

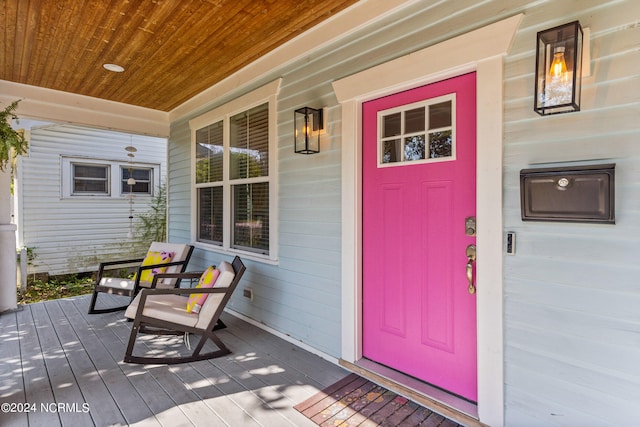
[378,94,455,167]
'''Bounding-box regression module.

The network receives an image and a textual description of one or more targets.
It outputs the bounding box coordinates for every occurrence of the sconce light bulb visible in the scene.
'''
[549,46,568,80]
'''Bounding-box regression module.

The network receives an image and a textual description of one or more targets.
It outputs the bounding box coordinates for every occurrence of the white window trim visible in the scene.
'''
[61,156,159,199]
[377,94,457,167]
[189,79,281,263]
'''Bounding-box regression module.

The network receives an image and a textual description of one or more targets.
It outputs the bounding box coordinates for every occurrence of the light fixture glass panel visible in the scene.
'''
[534,21,583,115]
[294,107,321,154]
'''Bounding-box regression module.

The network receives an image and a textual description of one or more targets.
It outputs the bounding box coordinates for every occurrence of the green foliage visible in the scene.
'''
[135,183,167,243]
[18,274,95,304]
[0,100,28,172]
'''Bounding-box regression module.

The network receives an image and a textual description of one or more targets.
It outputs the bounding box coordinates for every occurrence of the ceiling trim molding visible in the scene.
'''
[0,80,170,137]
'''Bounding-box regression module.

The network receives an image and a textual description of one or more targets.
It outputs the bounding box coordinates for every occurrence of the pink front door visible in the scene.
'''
[362,73,477,401]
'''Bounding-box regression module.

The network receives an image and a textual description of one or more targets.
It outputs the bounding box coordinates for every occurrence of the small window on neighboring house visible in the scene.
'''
[72,163,109,195]
[121,167,152,195]
[61,156,160,199]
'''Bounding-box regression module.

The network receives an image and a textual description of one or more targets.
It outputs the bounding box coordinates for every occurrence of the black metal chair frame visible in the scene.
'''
[124,256,246,365]
[88,245,195,314]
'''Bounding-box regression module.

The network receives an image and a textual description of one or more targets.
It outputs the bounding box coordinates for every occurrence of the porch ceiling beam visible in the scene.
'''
[0,80,169,137]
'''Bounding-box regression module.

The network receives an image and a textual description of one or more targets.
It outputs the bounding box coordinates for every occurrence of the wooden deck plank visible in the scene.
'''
[4,295,362,427]
[219,327,338,405]
[211,353,313,427]
[225,316,348,386]
[15,306,60,427]
[59,297,161,426]
[29,302,95,426]
[0,309,29,427]
[87,298,278,425]
[145,364,228,427]
[68,295,178,426]
[189,360,264,427]
[44,299,128,425]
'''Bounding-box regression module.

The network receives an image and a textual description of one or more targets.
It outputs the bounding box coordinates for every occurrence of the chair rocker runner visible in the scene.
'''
[124,256,246,364]
[88,242,194,314]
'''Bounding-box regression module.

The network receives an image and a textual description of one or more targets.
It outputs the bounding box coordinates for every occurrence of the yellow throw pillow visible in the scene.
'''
[186,266,220,314]
[137,250,175,283]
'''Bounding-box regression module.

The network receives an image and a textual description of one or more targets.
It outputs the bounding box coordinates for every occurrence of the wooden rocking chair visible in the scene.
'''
[88,242,194,314]
[123,256,246,364]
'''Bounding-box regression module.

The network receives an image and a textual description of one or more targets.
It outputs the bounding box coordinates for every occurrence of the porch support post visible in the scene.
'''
[0,168,17,312]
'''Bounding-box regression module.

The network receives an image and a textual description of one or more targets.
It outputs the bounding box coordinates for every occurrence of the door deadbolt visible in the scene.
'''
[465,216,476,236]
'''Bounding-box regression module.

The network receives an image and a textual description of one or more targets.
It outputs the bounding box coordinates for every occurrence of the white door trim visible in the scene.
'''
[332,14,523,427]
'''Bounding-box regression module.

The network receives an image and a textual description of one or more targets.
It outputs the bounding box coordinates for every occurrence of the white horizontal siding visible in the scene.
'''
[502,0,640,425]
[19,124,167,275]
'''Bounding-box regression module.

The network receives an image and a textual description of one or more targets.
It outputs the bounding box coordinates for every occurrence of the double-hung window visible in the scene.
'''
[190,80,279,261]
[121,167,153,195]
[72,163,110,195]
[61,156,159,198]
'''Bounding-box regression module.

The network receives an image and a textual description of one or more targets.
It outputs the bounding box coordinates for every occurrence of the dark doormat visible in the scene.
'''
[294,373,463,426]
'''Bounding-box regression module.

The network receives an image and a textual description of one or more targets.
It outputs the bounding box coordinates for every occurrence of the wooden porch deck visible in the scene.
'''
[0,294,350,427]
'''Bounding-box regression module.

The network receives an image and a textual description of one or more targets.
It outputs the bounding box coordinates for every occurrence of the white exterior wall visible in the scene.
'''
[502,2,640,425]
[17,124,167,276]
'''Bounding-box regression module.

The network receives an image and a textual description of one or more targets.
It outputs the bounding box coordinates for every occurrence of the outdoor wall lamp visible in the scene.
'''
[534,21,584,116]
[294,107,324,154]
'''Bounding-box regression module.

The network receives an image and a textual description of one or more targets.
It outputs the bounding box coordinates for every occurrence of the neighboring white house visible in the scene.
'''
[3,1,639,426]
[14,123,167,277]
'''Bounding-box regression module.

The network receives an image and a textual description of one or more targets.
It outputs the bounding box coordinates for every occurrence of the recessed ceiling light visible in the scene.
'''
[103,63,125,73]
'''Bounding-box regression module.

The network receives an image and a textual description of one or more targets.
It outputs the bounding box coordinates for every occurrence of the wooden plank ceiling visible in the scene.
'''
[0,0,359,112]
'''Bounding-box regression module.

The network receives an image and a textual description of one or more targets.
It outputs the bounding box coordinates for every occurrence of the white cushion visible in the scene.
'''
[99,277,162,291]
[195,260,235,330]
[99,277,135,291]
[125,292,198,328]
[147,242,192,285]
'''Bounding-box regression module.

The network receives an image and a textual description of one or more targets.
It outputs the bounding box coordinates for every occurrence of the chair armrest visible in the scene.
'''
[97,258,145,279]
[132,260,195,292]
[149,272,204,288]
[138,287,227,297]
[136,259,191,274]
[99,258,145,269]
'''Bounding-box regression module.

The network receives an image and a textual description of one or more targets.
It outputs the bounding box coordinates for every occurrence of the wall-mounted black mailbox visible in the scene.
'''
[520,163,615,223]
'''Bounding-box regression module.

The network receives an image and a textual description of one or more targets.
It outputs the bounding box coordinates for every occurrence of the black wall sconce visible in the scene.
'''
[294,107,324,154]
[534,21,584,116]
